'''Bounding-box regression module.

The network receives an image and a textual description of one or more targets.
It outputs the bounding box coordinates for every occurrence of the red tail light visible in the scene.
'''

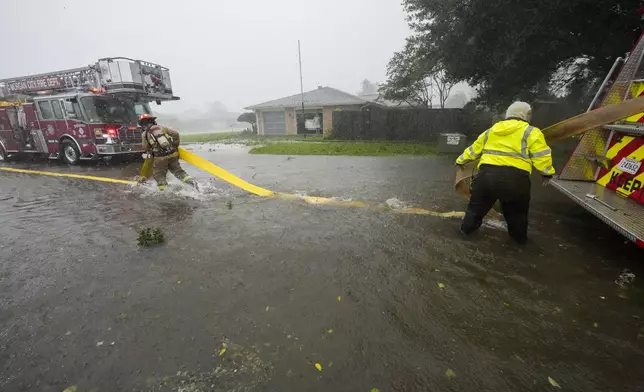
[106,128,117,136]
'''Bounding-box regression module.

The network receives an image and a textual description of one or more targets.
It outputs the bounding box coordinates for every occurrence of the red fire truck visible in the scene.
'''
[552,34,644,249]
[0,57,179,164]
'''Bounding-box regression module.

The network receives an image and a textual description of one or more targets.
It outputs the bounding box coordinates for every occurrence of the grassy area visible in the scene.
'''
[182,132,437,156]
[182,132,325,145]
[249,142,436,156]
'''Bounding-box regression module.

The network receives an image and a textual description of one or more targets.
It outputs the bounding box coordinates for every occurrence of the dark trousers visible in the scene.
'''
[461,164,531,243]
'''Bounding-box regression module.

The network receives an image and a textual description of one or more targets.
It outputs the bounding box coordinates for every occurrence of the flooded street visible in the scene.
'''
[1,146,643,392]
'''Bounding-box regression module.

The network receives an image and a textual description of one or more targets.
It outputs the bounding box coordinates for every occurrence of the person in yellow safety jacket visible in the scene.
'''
[456,101,555,244]
[139,114,199,191]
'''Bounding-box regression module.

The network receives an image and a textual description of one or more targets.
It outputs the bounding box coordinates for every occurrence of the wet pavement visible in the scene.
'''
[0,145,643,392]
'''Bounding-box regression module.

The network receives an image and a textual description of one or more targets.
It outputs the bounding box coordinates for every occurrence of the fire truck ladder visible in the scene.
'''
[0,66,100,97]
[0,57,179,102]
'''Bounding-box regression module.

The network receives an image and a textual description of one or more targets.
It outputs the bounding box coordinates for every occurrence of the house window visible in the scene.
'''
[38,101,54,120]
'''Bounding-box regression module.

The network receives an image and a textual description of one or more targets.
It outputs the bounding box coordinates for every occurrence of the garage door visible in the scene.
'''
[263,111,286,135]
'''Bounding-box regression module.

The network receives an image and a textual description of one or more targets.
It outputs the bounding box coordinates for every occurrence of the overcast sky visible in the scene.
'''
[1,0,412,114]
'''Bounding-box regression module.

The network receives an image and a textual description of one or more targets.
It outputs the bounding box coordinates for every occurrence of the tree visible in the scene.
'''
[432,66,456,109]
[380,38,456,108]
[358,79,379,96]
[237,112,257,134]
[399,0,642,109]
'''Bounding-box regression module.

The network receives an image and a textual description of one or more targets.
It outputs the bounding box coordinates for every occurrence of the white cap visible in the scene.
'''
[505,101,532,122]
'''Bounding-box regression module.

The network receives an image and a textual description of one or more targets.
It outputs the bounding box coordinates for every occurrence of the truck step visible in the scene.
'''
[604,123,644,136]
[552,179,644,248]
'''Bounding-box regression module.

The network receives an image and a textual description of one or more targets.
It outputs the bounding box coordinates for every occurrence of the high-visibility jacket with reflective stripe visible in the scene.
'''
[456,119,555,176]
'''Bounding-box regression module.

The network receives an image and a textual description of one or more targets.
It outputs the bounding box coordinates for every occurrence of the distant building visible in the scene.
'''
[245,86,370,135]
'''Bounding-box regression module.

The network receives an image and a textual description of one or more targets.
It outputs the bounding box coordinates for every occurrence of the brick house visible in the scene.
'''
[245,86,369,136]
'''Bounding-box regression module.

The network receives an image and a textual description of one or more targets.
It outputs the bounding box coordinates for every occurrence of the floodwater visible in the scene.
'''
[0,145,643,392]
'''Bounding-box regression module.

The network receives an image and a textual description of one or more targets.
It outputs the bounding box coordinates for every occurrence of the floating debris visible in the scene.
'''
[385,197,405,209]
[437,282,446,290]
[593,322,599,328]
[149,341,273,391]
[266,306,270,312]
[137,227,165,247]
[337,296,342,302]
[370,389,380,392]
[615,270,636,288]
[62,386,77,392]
[548,376,561,388]
[96,341,104,347]
[315,363,323,371]
[445,368,456,379]
[503,302,510,307]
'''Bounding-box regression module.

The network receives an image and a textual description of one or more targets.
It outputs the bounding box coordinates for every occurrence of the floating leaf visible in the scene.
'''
[593,322,599,328]
[315,363,323,371]
[370,389,381,392]
[445,368,456,378]
[437,282,446,289]
[337,296,342,302]
[219,348,227,356]
[63,386,77,392]
[548,376,561,388]
[503,302,510,307]
[96,341,104,347]
[327,329,334,334]
[177,281,181,284]
[266,306,270,312]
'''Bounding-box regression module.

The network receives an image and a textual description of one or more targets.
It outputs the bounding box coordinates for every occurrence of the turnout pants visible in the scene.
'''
[153,154,191,189]
[461,164,531,243]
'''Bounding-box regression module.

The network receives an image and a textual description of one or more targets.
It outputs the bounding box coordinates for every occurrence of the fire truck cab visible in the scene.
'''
[0,57,179,164]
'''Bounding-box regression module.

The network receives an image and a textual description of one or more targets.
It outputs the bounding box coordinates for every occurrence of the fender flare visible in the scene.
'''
[59,134,82,153]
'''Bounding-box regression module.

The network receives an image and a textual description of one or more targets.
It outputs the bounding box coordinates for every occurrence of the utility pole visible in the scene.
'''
[298,40,305,134]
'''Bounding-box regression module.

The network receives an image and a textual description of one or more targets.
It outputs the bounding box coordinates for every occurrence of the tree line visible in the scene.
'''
[380,0,642,112]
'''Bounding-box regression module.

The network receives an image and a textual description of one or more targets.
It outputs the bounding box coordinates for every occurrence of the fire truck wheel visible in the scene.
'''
[61,140,80,165]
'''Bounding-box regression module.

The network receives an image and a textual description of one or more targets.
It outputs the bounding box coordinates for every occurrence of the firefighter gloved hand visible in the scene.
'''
[142,153,151,159]
[541,176,552,187]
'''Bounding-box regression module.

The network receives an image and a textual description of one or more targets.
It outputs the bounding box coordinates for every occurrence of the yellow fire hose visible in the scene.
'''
[133,148,463,217]
[0,167,137,185]
[454,95,644,201]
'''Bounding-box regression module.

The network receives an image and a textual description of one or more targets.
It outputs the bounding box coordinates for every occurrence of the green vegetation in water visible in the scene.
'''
[182,131,325,145]
[249,142,436,156]
[137,228,165,247]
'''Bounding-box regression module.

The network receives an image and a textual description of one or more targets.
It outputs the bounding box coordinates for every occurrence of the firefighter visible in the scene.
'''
[139,114,198,191]
[456,102,555,244]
